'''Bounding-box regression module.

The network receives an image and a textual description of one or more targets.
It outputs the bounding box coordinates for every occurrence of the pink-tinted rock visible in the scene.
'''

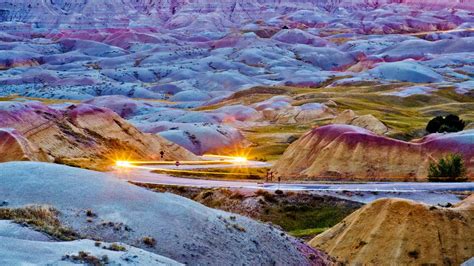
[273,124,474,180]
[0,101,197,169]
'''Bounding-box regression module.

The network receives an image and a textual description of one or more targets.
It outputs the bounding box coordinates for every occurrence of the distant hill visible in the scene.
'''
[1,0,472,29]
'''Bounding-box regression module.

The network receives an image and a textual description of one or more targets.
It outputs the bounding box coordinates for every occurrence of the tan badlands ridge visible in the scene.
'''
[331,109,390,135]
[272,124,474,181]
[309,195,474,265]
[0,102,196,168]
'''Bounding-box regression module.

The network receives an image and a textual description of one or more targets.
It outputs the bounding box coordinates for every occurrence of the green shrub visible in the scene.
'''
[426,115,465,134]
[106,243,127,252]
[428,154,467,182]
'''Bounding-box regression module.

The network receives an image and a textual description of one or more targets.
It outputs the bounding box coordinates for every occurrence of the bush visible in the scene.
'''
[255,190,276,203]
[63,251,108,265]
[142,236,156,247]
[85,209,96,217]
[426,115,465,133]
[428,154,467,182]
[106,243,127,252]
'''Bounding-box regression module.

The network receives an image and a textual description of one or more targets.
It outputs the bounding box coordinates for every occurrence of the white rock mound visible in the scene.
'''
[0,222,182,266]
[0,162,321,265]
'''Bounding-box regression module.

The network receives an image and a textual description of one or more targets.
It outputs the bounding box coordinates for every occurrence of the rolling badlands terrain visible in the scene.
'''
[0,0,474,265]
[0,0,473,157]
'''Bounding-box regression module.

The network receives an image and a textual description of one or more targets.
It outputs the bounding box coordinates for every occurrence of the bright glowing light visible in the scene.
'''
[233,157,248,163]
[202,154,249,163]
[116,161,133,168]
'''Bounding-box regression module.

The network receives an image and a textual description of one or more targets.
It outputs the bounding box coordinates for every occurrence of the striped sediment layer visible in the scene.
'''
[273,124,474,181]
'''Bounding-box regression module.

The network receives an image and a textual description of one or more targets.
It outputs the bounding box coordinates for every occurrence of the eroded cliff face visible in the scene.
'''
[0,101,197,169]
[309,195,474,265]
[272,124,474,181]
[1,0,471,29]
[0,0,310,26]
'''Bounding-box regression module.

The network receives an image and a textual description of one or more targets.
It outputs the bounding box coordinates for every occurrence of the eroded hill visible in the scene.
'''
[0,101,196,169]
[309,195,474,265]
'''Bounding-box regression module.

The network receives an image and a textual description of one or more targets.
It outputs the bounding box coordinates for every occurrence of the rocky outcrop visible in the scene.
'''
[332,110,389,135]
[0,0,348,31]
[351,115,389,135]
[309,195,474,265]
[272,124,474,181]
[0,128,49,162]
[1,0,471,27]
[331,109,358,124]
[255,97,335,124]
[0,101,196,169]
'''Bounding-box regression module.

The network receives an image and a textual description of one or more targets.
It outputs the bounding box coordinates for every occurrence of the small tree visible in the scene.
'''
[428,154,467,182]
[426,115,465,134]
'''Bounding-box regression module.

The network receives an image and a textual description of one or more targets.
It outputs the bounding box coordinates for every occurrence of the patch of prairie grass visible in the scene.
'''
[291,85,474,137]
[0,94,79,104]
[288,227,329,240]
[0,205,79,241]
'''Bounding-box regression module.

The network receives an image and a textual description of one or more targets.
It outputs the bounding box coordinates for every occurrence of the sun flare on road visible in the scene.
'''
[114,154,249,168]
[202,154,249,164]
[116,161,133,168]
[232,156,248,163]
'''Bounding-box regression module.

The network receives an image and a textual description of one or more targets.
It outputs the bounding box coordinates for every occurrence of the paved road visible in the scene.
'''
[112,160,474,205]
[114,166,474,193]
[112,158,474,191]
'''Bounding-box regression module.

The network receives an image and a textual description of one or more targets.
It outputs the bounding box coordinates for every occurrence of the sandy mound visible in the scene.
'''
[309,195,474,265]
[0,101,196,168]
[332,110,389,135]
[0,162,326,265]
[272,124,474,180]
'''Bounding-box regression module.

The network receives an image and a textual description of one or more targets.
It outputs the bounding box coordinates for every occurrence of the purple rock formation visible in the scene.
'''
[0,0,473,158]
